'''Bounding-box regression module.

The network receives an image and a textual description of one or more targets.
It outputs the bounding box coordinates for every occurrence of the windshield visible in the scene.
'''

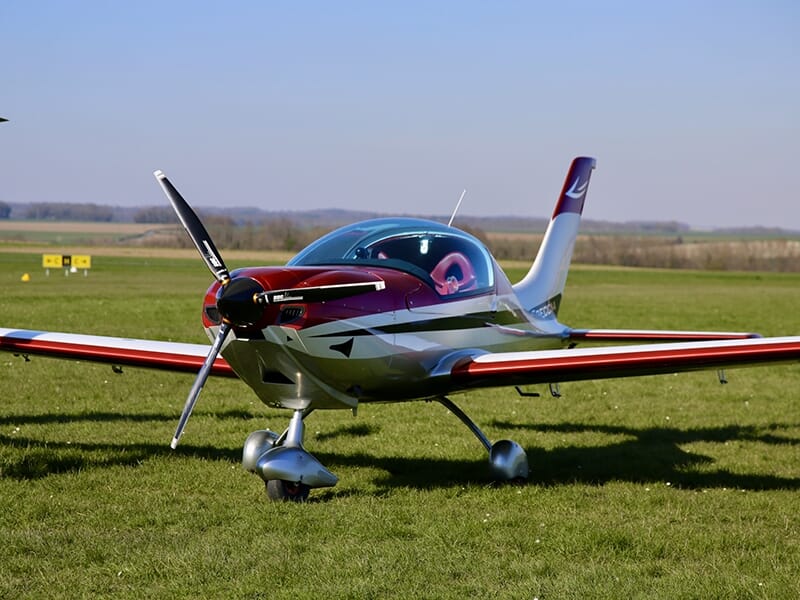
[289,218,494,296]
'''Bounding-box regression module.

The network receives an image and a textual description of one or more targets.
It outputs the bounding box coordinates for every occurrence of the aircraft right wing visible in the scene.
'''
[0,328,235,377]
[451,336,800,388]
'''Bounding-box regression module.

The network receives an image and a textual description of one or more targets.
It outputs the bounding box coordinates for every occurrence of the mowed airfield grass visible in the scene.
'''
[1,251,799,599]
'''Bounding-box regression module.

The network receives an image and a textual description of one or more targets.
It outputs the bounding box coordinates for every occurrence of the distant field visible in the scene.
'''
[1,251,799,598]
[4,219,800,271]
[0,244,295,264]
[0,220,178,247]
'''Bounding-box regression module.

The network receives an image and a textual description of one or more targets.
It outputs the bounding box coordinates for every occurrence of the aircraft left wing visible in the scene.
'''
[451,336,800,387]
[0,328,236,377]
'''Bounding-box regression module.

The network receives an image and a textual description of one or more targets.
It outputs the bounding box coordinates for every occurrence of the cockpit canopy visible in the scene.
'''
[289,218,494,296]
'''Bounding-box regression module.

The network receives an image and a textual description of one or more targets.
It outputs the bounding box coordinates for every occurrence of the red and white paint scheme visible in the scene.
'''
[2,157,799,501]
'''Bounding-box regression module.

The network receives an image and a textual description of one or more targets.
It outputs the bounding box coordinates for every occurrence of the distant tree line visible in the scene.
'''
[133,206,178,223]
[144,215,493,254]
[24,202,114,221]
[0,201,10,219]
[150,215,333,253]
[139,218,800,272]
[488,233,800,272]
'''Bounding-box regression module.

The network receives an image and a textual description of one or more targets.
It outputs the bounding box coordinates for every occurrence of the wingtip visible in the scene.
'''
[170,437,179,450]
[153,169,166,180]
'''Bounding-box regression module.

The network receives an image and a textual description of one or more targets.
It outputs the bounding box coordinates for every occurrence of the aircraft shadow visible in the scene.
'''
[314,418,800,494]
[0,408,259,427]
[486,419,800,491]
[0,409,252,480]
[0,434,242,480]
[2,410,798,493]
[0,410,384,481]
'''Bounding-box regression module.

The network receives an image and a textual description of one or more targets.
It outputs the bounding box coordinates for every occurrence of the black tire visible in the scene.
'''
[266,479,310,502]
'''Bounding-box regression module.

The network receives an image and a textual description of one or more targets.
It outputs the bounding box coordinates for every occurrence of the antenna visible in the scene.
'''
[448,189,467,227]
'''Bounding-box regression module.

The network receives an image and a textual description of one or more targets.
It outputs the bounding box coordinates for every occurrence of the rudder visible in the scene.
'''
[512,156,596,316]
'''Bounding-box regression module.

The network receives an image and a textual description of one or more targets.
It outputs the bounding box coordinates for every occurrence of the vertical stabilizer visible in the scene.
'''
[512,156,596,316]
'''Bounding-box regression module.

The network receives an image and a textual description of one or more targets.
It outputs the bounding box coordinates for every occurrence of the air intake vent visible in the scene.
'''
[278,305,305,324]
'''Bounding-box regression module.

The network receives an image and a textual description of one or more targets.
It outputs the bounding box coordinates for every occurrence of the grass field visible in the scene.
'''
[1,251,799,598]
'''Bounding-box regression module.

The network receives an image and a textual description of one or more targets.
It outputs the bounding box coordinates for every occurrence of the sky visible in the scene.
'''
[1,1,798,229]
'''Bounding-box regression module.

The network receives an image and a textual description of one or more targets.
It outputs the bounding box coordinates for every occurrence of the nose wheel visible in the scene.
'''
[266,479,311,502]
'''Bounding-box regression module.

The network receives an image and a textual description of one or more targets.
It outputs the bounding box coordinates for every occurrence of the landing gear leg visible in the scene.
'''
[435,396,529,482]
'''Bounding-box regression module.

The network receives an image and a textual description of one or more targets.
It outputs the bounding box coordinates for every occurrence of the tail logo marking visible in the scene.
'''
[565,177,588,200]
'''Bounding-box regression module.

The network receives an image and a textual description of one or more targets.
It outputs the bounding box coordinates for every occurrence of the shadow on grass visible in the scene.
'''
[2,410,798,493]
[0,411,380,480]
[0,434,242,480]
[489,419,800,490]
[313,422,379,441]
[0,408,260,427]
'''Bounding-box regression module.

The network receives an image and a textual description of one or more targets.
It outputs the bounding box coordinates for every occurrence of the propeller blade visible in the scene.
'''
[170,323,231,449]
[257,280,386,305]
[154,170,230,284]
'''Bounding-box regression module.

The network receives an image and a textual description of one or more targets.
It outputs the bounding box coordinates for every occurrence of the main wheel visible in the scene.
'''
[266,479,311,502]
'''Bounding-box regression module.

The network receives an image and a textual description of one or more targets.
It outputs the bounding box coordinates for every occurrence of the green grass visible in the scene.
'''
[1,252,799,598]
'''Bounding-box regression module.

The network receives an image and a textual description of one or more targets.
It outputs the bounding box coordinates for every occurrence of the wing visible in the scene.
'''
[451,336,800,387]
[0,328,235,377]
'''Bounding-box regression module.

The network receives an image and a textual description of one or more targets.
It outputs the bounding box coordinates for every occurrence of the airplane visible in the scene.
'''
[2,156,799,501]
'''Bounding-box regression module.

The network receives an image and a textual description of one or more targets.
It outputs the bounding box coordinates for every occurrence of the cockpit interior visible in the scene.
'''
[289,218,494,296]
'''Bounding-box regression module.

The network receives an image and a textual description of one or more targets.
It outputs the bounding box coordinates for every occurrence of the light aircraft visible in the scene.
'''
[2,156,799,501]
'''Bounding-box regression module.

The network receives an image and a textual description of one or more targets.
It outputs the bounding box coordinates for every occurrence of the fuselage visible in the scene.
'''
[201,218,570,410]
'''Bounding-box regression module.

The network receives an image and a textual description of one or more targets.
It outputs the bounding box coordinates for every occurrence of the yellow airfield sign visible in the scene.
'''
[42,254,64,268]
[42,254,92,269]
[72,255,92,269]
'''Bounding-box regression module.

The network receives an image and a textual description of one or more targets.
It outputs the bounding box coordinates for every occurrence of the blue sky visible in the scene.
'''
[2,2,798,228]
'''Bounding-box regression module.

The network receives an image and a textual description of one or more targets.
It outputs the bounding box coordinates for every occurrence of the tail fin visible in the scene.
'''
[512,156,596,316]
